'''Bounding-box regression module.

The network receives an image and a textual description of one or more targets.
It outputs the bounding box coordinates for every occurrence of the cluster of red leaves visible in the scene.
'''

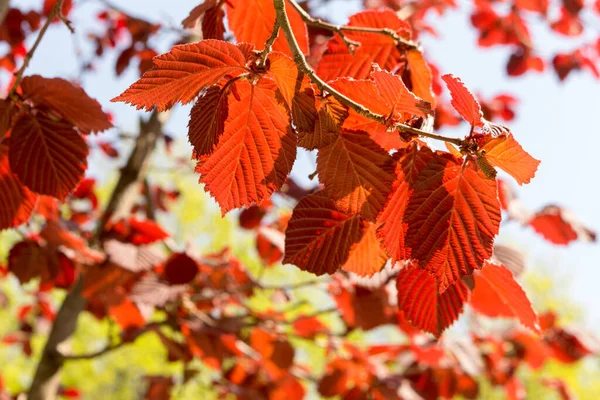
[89,9,161,77]
[0,75,112,231]
[109,0,549,339]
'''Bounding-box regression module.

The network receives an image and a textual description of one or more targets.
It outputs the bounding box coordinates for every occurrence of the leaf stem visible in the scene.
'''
[7,0,68,98]
[272,0,463,147]
[286,0,418,50]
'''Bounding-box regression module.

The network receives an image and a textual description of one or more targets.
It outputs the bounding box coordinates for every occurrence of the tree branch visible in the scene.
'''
[28,111,166,400]
[272,0,464,147]
[286,0,418,50]
[7,0,69,98]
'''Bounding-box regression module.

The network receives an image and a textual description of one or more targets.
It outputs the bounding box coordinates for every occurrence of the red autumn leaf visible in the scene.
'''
[187,85,228,158]
[396,263,470,337]
[292,316,327,338]
[283,192,364,275]
[111,40,249,111]
[256,227,284,266]
[182,0,226,40]
[20,75,112,134]
[8,241,54,284]
[0,99,15,141]
[266,52,316,134]
[249,328,295,379]
[108,299,145,330]
[143,376,173,400]
[226,0,308,56]
[470,262,539,333]
[441,74,484,127]
[370,65,432,118]
[299,95,347,150]
[0,145,37,230]
[9,113,88,200]
[333,284,393,330]
[317,130,395,220]
[406,49,436,107]
[510,331,551,369]
[317,9,411,80]
[163,252,199,285]
[120,218,169,245]
[342,221,388,276]
[238,204,267,230]
[377,144,435,262]
[198,79,296,214]
[480,133,540,185]
[405,156,501,292]
[529,205,596,245]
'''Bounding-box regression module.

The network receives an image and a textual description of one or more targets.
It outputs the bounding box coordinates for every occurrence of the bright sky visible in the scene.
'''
[10,0,600,329]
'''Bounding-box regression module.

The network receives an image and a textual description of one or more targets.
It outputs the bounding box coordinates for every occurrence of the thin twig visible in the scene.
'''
[272,0,464,147]
[286,0,418,50]
[7,0,67,98]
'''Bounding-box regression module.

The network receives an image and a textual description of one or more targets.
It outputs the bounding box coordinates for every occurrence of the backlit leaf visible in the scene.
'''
[470,262,540,333]
[187,85,228,158]
[405,156,501,292]
[164,252,199,285]
[283,192,363,275]
[299,95,347,150]
[10,113,88,200]
[0,145,37,230]
[20,75,112,134]
[199,80,296,214]
[406,49,436,107]
[442,74,484,127]
[317,130,395,220]
[317,9,411,80]
[370,66,432,118]
[266,52,317,133]
[226,0,308,56]
[377,144,435,262]
[480,133,540,185]
[112,40,249,111]
[342,221,388,276]
[396,263,470,337]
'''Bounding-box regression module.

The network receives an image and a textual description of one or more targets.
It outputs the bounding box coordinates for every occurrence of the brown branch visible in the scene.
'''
[272,0,464,147]
[286,0,418,50]
[0,0,10,27]
[28,111,166,400]
[7,0,69,98]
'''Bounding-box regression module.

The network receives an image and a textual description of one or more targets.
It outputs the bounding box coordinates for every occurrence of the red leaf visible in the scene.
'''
[377,144,434,262]
[283,192,364,275]
[334,284,394,330]
[20,75,112,134]
[266,52,317,134]
[480,133,540,185]
[370,65,432,118]
[396,263,470,337]
[541,379,574,400]
[198,80,296,214]
[164,252,199,285]
[529,205,595,245]
[226,0,308,56]
[0,99,15,141]
[406,49,436,107]
[111,40,249,111]
[10,113,88,200]
[249,328,295,379]
[317,9,411,80]
[470,262,539,333]
[187,85,228,158]
[317,130,395,220]
[441,74,484,127]
[405,156,501,292]
[299,95,347,150]
[342,221,388,276]
[0,145,37,230]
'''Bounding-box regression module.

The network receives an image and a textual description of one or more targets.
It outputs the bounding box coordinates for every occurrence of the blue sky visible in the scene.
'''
[9,0,600,329]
